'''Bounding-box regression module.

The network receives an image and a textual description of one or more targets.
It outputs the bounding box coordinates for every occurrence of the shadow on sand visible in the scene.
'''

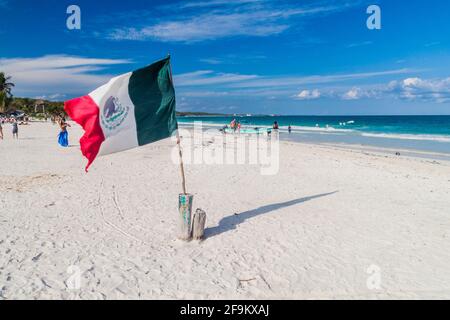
[204,191,338,239]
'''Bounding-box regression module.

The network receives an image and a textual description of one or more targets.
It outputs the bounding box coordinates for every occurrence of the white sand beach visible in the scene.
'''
[1,121,450,300]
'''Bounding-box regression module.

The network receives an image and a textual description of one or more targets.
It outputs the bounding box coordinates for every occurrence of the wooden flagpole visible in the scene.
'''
[168,54,187,195]
[168,54,196,240]
[176,130,187,195]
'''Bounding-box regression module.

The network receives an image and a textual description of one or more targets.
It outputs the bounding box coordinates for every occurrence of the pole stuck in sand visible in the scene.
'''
[167,53,187,195]
[176,133,193,240]
[169,54,187,195]
[168,54,196,240]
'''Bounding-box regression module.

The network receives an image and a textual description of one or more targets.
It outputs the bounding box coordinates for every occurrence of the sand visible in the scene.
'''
[1,121,450,300]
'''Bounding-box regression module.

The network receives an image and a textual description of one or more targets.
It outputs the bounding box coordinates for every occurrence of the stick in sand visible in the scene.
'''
[167,53,188,195]
[168,55,193,240]
[176,113,192,240]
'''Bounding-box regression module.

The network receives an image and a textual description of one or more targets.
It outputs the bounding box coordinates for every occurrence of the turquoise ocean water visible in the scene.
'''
[178,115,450,156]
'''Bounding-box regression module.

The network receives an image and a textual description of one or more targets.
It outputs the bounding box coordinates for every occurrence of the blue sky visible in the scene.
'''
[0,0,449,115]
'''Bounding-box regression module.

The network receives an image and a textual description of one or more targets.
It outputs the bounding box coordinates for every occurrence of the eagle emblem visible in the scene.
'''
[101,96,129,131]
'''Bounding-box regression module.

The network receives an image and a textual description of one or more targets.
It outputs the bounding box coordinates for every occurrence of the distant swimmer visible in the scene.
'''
[273,121,279,130]
[230,119,237,132]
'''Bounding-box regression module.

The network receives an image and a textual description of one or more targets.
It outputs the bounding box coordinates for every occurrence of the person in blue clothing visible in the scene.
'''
[58,118,71,147]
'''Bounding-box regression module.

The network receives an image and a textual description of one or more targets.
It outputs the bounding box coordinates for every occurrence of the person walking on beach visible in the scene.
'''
[58,118,71,147]
[288,125,292,134]
[12,118,18,139]
[230,119,237,133]
[273,121,279,130]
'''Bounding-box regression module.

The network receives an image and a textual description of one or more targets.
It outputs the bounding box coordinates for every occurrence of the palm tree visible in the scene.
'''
[0,72,15,113]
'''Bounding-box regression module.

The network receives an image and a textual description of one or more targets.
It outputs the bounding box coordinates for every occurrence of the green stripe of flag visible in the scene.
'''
[128,57,178,146]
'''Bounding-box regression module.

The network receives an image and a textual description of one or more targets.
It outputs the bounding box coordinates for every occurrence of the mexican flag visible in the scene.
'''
[65,57,178,171]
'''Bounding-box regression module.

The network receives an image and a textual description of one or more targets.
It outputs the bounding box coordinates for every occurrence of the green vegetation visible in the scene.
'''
[0,72,66,117]
[9,97,65,116]
[6,97,225,118]
[0,72,15,113]
[7,98,223,118]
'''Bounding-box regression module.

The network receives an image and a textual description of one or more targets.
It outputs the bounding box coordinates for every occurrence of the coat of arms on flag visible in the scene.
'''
[101,96,130,131]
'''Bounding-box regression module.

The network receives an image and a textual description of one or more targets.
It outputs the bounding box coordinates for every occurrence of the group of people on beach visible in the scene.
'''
[0,115,70,146]
[0,117,19,140]
[220,119,242,133]
[230,119,242,132]
[271,121,292,133]
[220,119,293,136]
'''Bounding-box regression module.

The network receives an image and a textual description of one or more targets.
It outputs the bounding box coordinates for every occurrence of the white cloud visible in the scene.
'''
[174,70,259,86]
[341,86,382,100]
[403,77,422,87]
[342,87,363,100]
[346,41,373,48]
[229,69,414,88]
[335,77,450,103]
[34,93,67,101]
[199,58,224,65]
[296,89,321,100]
[199,54,267,65]
[424,41,441,47]
[388,77,450,103]
[108,12,290,42]
[0,55,130,96]
[107,2,343,42]
[179,90,230,97]
[180,0,263,9]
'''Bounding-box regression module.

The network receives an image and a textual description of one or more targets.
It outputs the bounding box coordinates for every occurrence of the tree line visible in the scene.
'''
[0,72,65,116]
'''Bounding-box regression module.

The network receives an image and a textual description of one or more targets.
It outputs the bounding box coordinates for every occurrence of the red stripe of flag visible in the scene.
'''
[64,95,105,172]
